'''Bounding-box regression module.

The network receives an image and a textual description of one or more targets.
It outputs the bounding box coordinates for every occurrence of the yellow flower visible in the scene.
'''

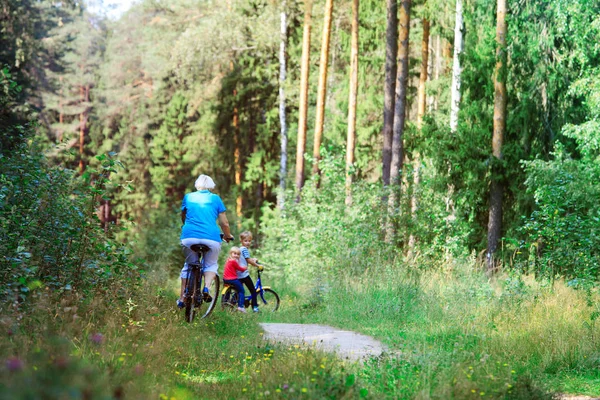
[301,388,307,393]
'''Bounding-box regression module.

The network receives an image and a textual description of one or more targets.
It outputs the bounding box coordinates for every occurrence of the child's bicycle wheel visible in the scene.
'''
[221,286,239,311]
[257,288,280,312]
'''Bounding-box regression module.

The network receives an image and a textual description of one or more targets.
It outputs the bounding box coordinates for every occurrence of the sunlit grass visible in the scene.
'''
[2,259,600,398]
[263,261,600,398]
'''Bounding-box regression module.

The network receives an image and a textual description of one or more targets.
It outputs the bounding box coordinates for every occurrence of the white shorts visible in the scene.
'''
[180,238,221,278]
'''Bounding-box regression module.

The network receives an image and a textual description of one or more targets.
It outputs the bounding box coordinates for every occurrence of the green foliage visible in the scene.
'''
[517,68,600,281]
[0,138,142,299]
[260,149,397,288]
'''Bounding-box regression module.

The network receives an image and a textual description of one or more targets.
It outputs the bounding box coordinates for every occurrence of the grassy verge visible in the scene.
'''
[2,262,599,399]
[0,277,366,399]
[262,263,600,399]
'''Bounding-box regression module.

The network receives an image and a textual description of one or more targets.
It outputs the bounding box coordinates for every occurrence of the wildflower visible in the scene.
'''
[275,389,281,393]
[480,392,485,396]
[301,388,307,393]
[90,333,104,345]
[134,364,144,375]
[283,384,289,390]
[5,357,23,372]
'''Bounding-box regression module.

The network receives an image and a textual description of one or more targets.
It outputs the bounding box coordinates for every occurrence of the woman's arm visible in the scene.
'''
[181,209,186,224]
[218,212,233,239]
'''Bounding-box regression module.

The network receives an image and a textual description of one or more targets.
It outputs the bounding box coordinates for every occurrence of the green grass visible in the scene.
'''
[262,265,600,399]
[2,264,600,399]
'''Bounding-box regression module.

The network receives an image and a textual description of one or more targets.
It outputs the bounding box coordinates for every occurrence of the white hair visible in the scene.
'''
[194,174,216,190]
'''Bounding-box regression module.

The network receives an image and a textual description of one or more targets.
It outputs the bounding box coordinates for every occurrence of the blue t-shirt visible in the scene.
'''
[180,190,226,242]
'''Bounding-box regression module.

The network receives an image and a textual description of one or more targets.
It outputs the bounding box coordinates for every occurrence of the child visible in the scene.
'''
[223,247,248,313]
[238,231,262,313]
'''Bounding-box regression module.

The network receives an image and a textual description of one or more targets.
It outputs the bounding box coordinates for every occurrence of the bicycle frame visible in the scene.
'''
[221,270,272,301]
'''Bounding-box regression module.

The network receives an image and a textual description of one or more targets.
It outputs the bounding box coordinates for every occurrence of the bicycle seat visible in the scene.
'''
[190,244,211,254]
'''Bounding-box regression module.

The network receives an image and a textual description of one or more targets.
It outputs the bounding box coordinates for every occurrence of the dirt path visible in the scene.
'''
[259,323,387,362]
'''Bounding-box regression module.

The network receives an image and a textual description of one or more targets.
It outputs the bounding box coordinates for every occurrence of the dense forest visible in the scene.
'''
[1,0,600,398]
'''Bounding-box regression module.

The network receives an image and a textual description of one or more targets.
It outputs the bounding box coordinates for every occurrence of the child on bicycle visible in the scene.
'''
[223,247,248,313]
[238,231,262,313]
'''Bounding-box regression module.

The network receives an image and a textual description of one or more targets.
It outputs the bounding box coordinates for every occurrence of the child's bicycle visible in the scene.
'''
[182,243,221,322]
[221,264,280,312]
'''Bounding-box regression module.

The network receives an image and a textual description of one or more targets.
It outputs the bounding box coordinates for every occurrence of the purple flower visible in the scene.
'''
[90,333,104,345]
[282,384,289,390]
[6,357,23,372]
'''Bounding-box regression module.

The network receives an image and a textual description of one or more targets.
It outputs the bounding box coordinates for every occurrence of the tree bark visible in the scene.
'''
[312,0,334,180]
[408,16,429,255]
[278,1,288,210]
[487,0,507,272]
[449,0,464,133]
[386,0,412,242]
[78,84,89,175]
[345,0,359,206]
[232,69,243,223]
[295,0,313,199]
[382,0,398,187]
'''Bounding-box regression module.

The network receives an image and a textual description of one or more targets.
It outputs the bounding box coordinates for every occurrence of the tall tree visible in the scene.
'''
[278,0,288,209]
[312,0,334,179]
[382,0,398,186]
[345,0,359,206]
[295,0,313,197]
[386,0,412,241]
[449,0,463,132]
[408,13,430,253]
[487,0,507,272]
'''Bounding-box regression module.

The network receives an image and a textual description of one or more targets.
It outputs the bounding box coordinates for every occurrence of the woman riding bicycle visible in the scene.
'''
[177,174,234,308]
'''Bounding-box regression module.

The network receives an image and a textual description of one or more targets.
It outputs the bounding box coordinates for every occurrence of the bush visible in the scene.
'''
[0,138,143,302]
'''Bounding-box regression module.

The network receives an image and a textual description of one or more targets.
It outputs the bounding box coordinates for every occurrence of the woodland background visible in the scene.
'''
[1,0,600,398]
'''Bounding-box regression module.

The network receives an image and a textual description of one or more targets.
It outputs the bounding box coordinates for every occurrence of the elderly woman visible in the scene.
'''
[177,174,234,308]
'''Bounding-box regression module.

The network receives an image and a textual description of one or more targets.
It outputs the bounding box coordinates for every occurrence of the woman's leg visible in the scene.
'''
[179,245,199,302]
[180,238,222,296]
[240,276,258,308]
[225,279,246,308]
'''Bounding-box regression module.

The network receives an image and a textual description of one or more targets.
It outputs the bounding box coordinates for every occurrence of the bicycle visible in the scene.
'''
[220,264,280,312]
[182,242,224,322]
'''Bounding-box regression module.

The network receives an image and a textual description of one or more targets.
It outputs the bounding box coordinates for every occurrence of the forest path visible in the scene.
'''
[259,323,387,362]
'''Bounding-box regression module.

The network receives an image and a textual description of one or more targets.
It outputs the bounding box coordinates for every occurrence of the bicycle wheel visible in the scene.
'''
[184,269,198,323]
[221,286,239,311]
[196,273,220,319]
[258,288,280,312]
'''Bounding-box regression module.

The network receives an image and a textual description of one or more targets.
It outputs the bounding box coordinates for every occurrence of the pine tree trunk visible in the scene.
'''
[382,0,398,187]
[312,0,334,180]
[408,17,429,256]
[386,0,412,242]
[345,0,359,206]
[295,0,313,199]
[278,1,288,210]
[449,0,464,133]
[487,0,507,273]
[78,84,89,175]
[233,83,243,223]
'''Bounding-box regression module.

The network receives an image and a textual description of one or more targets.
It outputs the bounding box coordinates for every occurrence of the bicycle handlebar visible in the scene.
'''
[220,233,235,243]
